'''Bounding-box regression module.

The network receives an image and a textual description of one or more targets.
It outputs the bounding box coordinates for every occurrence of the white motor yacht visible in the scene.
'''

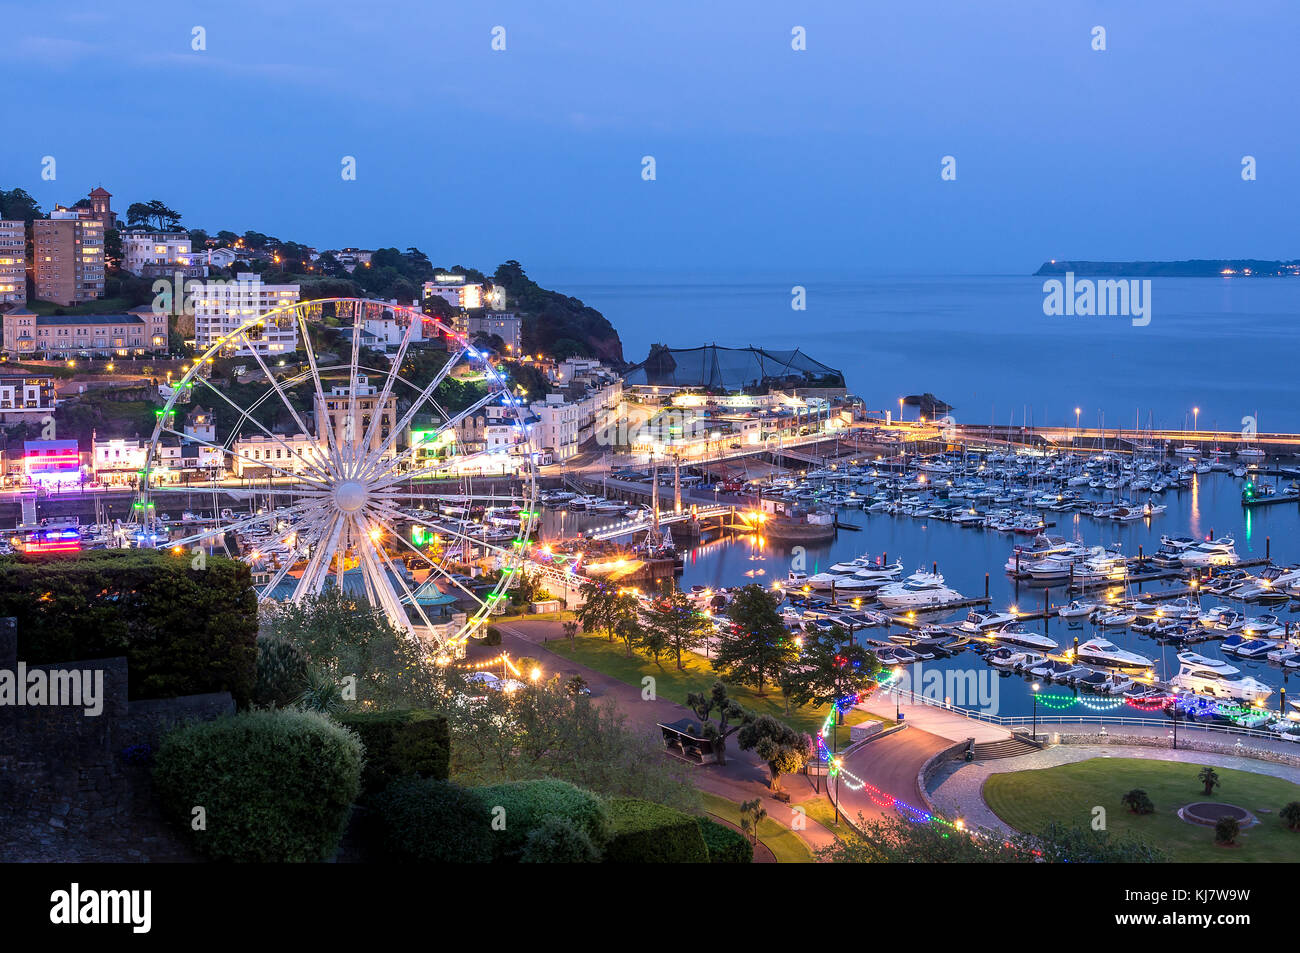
[1179,536,1239,567]
[1075,638,1153,670]
[1176,652,1239,676]
[1170,661,1272,704]
[957,608,1018,633]
[989,621,1059,651]
[875,570,964,609]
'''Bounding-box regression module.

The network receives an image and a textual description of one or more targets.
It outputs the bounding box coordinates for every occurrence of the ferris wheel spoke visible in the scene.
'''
[358,345,470,477]
[366,499,523,562]
[358,308,421,465]
[165,498,326,548]
[186,371,334,485]
[366,390,502,488]
[256,554,301,603]
[369,518,490,608]
[342,302,367,475]
[232,324,329,474]
[155,425,331,490]
[297,309,344,472]
[364,534,440,636]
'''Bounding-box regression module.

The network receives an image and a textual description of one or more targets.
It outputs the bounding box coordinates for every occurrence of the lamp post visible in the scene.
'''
[894,665,903,720]
[1031,682,1040,741]
[833,757,843,825]
[1074,407,1081,443]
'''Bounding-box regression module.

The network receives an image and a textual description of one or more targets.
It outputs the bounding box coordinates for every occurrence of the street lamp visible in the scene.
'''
[833,757,843,824]
[1193,406,1199,434]
[894,665,903,719]
[1031,682,1041,741]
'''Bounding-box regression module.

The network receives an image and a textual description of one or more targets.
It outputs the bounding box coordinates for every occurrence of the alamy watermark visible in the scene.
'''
[892,661,1000,715]
[1042,272,1151,327]
[0,663,105,716]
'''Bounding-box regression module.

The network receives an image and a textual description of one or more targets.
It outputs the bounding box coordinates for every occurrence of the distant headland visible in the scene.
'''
[1034,259,1300,277]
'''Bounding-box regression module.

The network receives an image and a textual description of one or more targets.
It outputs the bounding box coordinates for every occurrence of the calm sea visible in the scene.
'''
[558,274,1300,434]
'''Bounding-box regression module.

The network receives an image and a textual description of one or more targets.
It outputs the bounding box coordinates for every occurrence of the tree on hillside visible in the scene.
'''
[711,583,798,695]
[736,714,812,795]
[685,681,750,767]
[782,625,880,724]
[0,188,42,223]
[642,590,712,670]
[126,199,182,230]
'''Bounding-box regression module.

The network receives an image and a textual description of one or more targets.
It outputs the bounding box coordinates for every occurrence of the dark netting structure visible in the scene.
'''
[623,344,844,392]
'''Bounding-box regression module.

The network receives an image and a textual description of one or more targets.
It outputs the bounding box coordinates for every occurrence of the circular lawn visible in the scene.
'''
[983,757,1300,862]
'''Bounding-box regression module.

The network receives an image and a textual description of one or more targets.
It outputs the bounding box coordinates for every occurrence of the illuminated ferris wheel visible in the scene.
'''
[138,297,538,658]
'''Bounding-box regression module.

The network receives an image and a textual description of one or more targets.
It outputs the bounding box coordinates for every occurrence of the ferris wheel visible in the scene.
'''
[138,297,539,658]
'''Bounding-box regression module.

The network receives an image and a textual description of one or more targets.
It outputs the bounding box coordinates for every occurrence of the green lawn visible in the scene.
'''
[984,757,1300,862]
[548,633,885,743]
[699,791,814,863]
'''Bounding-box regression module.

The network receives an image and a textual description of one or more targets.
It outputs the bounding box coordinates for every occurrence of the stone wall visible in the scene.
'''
[0,617,233,861]
[1055,730,1300,770]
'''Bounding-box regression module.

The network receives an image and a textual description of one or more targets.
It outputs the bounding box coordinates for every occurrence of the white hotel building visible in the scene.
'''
[192,274,301,356]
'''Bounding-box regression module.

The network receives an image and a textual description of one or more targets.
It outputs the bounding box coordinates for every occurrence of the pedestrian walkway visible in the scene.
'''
[856,691,1010,743]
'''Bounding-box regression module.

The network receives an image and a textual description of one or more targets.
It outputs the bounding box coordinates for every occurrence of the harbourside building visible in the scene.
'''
[0,375,56,422]
[313,375,397,462]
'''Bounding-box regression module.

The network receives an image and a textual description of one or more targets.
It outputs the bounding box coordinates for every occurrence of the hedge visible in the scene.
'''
[334,709,450,795]
[697,817,754,863]
[153,709,363,862]
[0,550,257,704]
[520,815,601,863]
[473,779,611,861]
[371,777,494,863]
[604,798,709,863]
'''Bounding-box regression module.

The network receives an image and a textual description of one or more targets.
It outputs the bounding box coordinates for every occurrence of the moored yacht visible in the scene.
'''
[1074,638,1153,670]
[989,621,1058,651]
[1170,660,1272,704]
[875,570,964,609]
[1180,536,1239,567]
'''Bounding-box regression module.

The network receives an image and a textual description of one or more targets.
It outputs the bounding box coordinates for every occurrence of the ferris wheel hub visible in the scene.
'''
[334,479,369,513]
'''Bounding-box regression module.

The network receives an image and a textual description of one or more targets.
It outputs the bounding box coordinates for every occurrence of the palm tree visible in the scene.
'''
[1198,767,1220,796]
[1121,789,1154,815]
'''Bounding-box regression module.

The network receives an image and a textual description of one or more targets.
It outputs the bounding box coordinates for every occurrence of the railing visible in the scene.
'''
[886,687,1291,742]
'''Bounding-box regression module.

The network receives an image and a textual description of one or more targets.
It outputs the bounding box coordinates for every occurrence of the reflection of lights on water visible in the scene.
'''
[1244,507,1252,543]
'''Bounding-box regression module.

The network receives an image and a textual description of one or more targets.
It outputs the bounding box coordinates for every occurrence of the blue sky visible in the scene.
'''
[5,0,1297,279]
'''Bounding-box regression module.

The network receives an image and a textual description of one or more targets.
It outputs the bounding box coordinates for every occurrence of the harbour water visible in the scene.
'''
[668,470,1300,722]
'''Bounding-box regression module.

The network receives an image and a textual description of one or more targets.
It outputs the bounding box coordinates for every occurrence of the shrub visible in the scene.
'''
[335,709,450,796]
[0,550,257,704]
[1281,801,1300,831]
[604,798,709,863]
[253,632,308,708]
[697,817,754,863]
[482,626,502,646]
[520,816,601,863]
[1214,815,1240,845]
[371,777,493,863]
[473,779,610,861]
[1121,789,1154,815]
[153,709,362,862]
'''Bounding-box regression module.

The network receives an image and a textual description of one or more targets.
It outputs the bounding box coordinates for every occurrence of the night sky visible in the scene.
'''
[6,1,1297,278]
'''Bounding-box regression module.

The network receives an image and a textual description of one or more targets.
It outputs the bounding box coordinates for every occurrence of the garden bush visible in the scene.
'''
[335,709,450,795]
[482,626,502,646]
[1,550,257,704]
[1215,815,1240,845]
[604,797,709,863]
[153,709,362,862]
[472,779,610,861]
[520,816,601,863]
[697,817,754,863]
[253,632,309,708]
[371,777,493,863]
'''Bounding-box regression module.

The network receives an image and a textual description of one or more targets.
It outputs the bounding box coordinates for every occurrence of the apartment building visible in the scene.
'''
[123,230,207,278]
[32,211,104,306]
[191,274,300,355]
[2,306,167,358]
[0,220,25,306]
[423,275,484,310]
[0,375,56,422]
[529,393,581,463]
[231,433,325,478]
[466,311,521,353]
